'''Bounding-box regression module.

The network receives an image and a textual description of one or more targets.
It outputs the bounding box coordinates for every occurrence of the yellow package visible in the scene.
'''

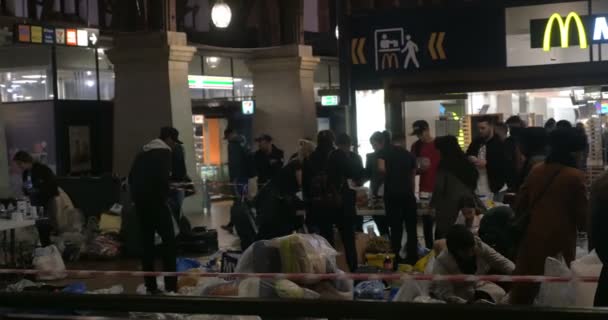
[99,213,121,234]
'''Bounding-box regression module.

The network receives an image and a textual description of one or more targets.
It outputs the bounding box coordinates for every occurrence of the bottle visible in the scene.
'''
[383,255,393,271]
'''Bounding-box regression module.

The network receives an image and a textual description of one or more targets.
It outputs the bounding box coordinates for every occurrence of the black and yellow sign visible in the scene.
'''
[352,38,367,64]
[348,7,506,88]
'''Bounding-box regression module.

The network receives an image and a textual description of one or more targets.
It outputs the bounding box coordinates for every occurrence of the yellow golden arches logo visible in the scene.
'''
[543,12,589,52]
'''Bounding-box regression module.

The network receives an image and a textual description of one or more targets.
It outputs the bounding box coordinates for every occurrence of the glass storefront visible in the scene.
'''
[0,44,114,103]
[188,54,253,101]
[0,46,53,102]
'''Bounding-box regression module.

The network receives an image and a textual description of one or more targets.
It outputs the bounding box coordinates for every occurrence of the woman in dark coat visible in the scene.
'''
[509,128,588,305]
[431,136,479,239]
[591,172,608,306]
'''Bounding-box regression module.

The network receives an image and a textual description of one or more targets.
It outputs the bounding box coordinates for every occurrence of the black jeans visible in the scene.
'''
[596,265,608,307]
[318,200,358,272]
[384,193,418,265]
[422,215,435,249]
[136,202,177,293]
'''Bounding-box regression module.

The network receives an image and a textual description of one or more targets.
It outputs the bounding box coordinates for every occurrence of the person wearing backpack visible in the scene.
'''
[410,120,440,249]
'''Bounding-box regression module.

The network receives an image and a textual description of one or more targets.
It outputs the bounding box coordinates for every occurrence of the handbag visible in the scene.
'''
[511,167,562,245]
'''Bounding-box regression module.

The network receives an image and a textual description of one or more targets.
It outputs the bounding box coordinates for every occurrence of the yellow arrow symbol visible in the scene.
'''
[357,38,366,64]
[437,32,446,60]
[428,32,438,60]
[352,39,359,64]
[352,38,367,65]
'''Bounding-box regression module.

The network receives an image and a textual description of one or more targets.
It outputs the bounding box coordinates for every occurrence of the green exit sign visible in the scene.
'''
[321,95,340,106]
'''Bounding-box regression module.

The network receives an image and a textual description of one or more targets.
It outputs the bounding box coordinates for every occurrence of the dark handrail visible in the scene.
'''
[0,293,607,319]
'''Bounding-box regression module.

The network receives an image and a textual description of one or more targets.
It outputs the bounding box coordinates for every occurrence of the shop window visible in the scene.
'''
[201,56,232,99]
[0,46,53,102]
[189,54,204,100]
[233,58,253,98]
[97,48,114,101]
[56,47,97,100]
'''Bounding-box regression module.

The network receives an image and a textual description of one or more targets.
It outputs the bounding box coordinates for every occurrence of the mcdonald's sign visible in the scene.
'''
[381,53,399,70]
[543,12,588,51]
[530,12,608,51]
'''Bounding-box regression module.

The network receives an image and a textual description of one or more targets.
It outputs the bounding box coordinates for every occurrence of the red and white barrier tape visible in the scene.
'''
[0,269,599,283]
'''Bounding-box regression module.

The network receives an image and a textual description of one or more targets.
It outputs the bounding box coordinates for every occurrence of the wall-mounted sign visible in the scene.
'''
[193,115,204,124]
[188,75,233,90]
[14,24,99,48]
[530,12,608,51]
[321,95,340,106]
[349,7,506,89]
[242,100,255,115]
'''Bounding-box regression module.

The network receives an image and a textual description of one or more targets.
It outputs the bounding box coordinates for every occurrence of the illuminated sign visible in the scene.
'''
[55,28,65,44]
[30,26,42,43]
[14,24,98,48]
[242,100,255,115]
[17,25,30,42]
[188,75,233,90]
[321,95,340,106]
[77,29,88,47]
[594,17,608,41]
[43,28,54,44]
[543,12,588,51]
[193,115,204,124]
[531,12,608,51]
[66,29,77,46]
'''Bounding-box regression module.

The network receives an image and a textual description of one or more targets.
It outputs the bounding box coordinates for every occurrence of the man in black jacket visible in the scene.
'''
[129,127,180,294]
[466,116,507,199]
[254,134,284,188]
[13,151,59,247]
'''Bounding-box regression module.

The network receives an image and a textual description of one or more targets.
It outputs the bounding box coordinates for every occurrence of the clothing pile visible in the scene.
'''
[84,211,122,259]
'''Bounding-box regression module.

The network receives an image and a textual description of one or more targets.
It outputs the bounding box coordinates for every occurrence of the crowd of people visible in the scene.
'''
[8,116,607,305]
[221,114,607,305]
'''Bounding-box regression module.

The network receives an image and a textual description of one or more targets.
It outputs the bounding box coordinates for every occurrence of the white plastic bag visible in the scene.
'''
[572,250,603,307]
[33,245,67,280]
[536,256,574,307]
[393,280,428,302]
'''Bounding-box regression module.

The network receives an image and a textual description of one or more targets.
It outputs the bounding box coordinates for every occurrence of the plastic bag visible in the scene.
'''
[89,285,124,295]
[62,282,87,294]
[536,256,575,307]
[33,245,67,280]
[275,234,338,274]
[354,281,385,300]
[393,280,428,302]
[275,279,320,299]
[6,279,42,292]
[177,258,202,272]
[571,250,603,307]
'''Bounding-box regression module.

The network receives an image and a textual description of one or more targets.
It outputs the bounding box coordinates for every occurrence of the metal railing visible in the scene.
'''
[0,293,607,320]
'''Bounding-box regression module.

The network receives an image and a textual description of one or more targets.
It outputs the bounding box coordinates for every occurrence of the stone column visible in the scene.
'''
[0,117,9,198]
[247,45,320,155]
[108,32,197,183]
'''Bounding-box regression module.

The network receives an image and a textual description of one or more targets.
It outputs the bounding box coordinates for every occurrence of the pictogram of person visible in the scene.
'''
[401,35,420,69]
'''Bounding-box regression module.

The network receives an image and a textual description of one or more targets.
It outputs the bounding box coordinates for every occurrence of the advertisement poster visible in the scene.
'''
[69,126,91,173]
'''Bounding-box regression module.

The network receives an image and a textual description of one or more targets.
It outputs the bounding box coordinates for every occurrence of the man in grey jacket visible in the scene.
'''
[431,225,514,304]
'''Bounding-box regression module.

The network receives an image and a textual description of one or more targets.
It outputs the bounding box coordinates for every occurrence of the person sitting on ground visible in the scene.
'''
[431,225,515,304]
[454,196,484,236]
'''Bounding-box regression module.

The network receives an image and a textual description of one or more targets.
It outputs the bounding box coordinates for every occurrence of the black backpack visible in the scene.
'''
[310,151,343,209]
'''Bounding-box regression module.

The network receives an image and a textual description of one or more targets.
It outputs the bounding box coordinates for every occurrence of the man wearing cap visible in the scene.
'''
[254,134,284,189]
[128,126,180,294]
[410,120,440,249]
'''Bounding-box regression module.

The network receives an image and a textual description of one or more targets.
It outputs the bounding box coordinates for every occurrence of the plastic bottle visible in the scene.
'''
[383,255,393,271]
